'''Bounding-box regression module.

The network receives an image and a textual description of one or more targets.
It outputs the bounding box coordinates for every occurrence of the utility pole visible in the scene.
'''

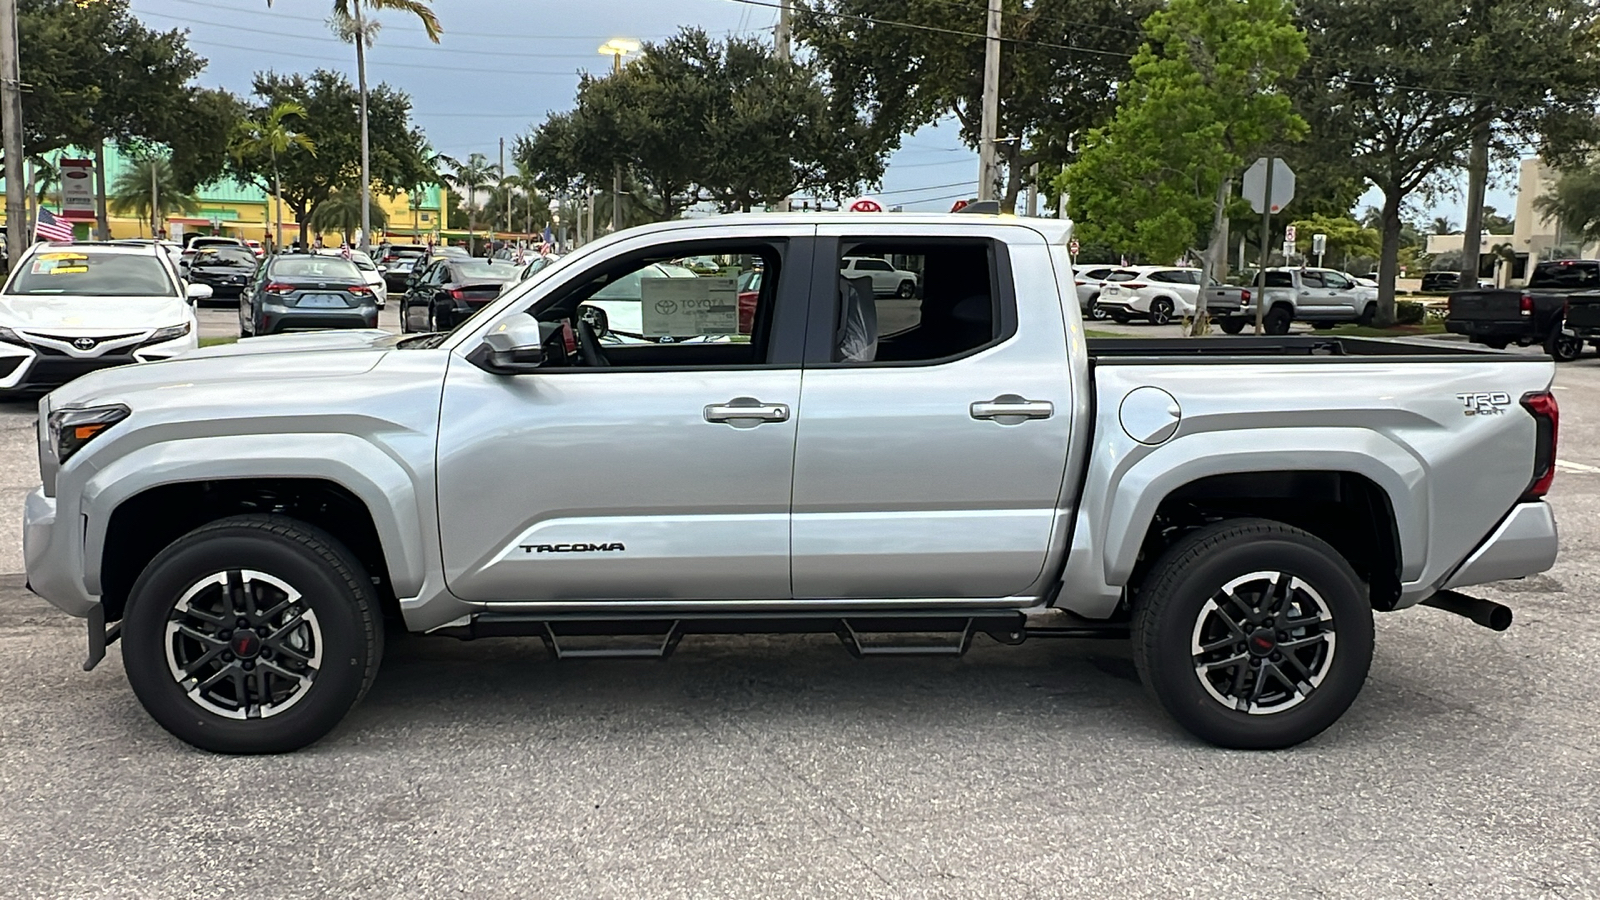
[977,0,1002,203]
[353,0,372,253]
[500,136,510,236]
[1,0,24,261]
[610,50,623,231]
[776,0,792,62]
[149,156,159,238]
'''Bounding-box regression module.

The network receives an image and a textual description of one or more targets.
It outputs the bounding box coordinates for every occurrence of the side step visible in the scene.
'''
[433,609,1126,660]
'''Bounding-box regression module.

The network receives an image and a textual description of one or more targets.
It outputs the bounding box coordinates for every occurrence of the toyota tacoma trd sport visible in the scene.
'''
[24,214,1560,754]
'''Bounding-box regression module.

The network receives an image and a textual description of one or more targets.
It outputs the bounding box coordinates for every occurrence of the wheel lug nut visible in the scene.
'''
[237,618,249,627]
[242,661,255,671]
[222,651,234,661]
[220,630,232,640]
[260,648,272,659]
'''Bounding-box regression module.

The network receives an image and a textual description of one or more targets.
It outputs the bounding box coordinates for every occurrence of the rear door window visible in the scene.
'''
[1529,262,1600,288]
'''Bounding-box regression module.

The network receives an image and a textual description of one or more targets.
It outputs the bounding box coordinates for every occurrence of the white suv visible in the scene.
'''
[841,256,920,298]
[0,242,205,395]
[1095,266,1206,325]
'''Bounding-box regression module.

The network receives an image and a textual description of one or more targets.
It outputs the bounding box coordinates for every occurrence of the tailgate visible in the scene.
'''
[1566,292,1600,329]
[1448,290,1522,321]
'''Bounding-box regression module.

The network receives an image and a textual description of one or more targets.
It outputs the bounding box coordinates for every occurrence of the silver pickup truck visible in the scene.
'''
[24,214,1560,754]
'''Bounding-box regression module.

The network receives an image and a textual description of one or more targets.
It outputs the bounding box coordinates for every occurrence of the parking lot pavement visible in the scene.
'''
[3,355,1600,898]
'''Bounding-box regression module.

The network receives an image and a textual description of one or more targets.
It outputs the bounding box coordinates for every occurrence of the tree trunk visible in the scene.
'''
[354,2,373,252]
[271,146,283,252]
[296,207,309,247]
[1189,176,1232,337]
[1459,116,1491,290]
[1377,189,1404,327]
[93,139,111,240]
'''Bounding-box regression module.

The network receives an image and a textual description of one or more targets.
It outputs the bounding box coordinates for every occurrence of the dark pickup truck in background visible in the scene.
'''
[1446,259,1600,360]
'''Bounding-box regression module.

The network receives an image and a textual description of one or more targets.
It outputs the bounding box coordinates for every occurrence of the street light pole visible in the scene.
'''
[598,39,640,233]
[977,0,1002,203]
[1,0,27,261]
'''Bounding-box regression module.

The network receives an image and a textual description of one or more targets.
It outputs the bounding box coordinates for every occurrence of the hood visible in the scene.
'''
[0,295,189,331]
[47,329,397,408]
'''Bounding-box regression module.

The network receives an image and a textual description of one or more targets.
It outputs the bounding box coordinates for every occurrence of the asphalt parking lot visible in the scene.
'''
[2,334,1598,899]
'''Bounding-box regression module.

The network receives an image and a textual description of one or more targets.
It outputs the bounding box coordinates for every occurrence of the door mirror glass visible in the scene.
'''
[477,319,545,373]
[578,303,609,338]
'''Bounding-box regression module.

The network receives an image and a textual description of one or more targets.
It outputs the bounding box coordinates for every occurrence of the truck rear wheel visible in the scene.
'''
[1131,518,1373,749]
[1545,323,1583,362]
[121,515,383,754]
[1219,319,1246,335]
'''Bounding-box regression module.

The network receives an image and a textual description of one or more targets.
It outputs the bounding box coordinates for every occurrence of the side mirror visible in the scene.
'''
[474,319,545,374]
[578,303,609,338]
[185,283,213,303]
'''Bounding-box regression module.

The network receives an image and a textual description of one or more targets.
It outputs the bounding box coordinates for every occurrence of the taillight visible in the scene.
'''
[449,289,466,299]
[1124,282,1147,289]
[1521,391,1559,500]
[264,282,294,293]
[1240,289,1252,302]
[347,284,371,294]
[1520,294,1534,316]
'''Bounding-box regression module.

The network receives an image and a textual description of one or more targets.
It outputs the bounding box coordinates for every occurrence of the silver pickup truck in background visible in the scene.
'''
[25,214,1559,754]
[1212,267,1378,334]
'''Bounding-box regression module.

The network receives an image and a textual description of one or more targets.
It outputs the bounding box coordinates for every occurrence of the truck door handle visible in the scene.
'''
[705,397,790,426]
[971,396,1054,422]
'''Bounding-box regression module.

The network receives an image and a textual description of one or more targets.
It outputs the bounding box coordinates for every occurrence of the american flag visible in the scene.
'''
[34,208,73,242]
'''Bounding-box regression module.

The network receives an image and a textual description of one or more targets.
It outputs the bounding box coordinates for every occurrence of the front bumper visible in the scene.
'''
[0,332,197,394]
[1441,501,1559,590]
[24,488,96,618]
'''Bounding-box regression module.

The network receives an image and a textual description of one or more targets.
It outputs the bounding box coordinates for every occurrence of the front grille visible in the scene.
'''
[26,332,142,352]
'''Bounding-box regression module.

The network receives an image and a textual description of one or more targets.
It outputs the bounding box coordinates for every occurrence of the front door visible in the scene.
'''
[790,227,1074,600]
[436,235,810,603]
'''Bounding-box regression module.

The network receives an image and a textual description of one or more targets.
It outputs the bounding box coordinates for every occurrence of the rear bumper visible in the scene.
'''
[260,300,380,334]
[1446,319,1532,340]
[1441,502,1559,591]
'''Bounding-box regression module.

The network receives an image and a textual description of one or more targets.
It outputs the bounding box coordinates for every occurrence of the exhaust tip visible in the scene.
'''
[1421,590,1513,632]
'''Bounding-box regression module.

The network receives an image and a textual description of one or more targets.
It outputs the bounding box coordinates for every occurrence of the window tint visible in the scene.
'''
[193,248,256,267]
[450,260,522,282]
[1299,271,1325,288]
[1259,271,1294,288]
[1080,267,1113,281]
[1529,262,1600,288]
[832,240,1006,365]
[849,257,894,272]
[269,257,363,281]
[1106,269,1143,282]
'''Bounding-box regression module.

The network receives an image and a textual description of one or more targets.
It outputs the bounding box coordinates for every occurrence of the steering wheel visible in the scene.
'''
[576,317,610,367]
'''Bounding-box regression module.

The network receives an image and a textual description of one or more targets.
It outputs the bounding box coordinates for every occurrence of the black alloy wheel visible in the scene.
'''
[897,280,916,299]
[1546,323,1583,362]
[1132,518,1373,749]
[1263,306,1293,335]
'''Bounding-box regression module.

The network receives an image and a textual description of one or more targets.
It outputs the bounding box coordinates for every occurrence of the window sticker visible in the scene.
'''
[640,276,738,336]
[31,253,89,275]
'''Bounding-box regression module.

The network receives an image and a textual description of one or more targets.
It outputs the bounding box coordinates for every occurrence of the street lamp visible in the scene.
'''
[598,38,641,233]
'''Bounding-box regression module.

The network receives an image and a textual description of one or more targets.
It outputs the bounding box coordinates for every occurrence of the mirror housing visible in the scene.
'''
[473,319,545,374]
[185,282,213,303]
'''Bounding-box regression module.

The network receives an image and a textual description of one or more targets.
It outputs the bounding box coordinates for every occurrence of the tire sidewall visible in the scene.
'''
[122,523,377,754]
[1150,299,1173,325]
[1265,308,1292,335]
[1137,530,1374,749]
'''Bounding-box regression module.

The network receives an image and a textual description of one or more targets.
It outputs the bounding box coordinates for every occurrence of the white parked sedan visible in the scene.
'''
[0,242,204,395]
[1095,266,1208,325]
[317,249,387,308]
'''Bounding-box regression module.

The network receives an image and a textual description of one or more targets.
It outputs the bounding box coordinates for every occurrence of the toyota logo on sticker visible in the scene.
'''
[73,337,96,351]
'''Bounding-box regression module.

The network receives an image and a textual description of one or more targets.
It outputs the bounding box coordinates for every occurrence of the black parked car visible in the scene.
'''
[401,258,522,332]
[238,254,380,337]
[180,246,258,300]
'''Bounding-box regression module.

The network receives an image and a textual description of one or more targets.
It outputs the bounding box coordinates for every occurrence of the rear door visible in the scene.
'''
[789,224,1073,600]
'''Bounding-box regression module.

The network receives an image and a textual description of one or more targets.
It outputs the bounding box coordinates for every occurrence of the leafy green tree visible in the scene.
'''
[228,70,434,245]
[231,102,315,250]
[1287,214,1380,268]
[797,0,1156,207]
[1430,216,1458,236]
[108,154,200,236]
[440,152,500,239]
[1481,206,1514,234]
[307,189,389,242]
[1058,0,1306,332]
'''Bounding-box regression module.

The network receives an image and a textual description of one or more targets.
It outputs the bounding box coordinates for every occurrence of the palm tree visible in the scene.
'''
[308,189,390,244]
[108,156,200,237]
[442,152,500,242]
[233,102,315,251]
[323,0,442,252]
[1430,216,1459,235]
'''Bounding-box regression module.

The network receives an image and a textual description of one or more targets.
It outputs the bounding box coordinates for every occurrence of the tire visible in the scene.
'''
[1131,518,1373,749]
[1545,323,1583,362]
[1357,303,1376,327]
[1110,312,1132,324]
[1481,338,1509,350]
[1263,306,1293,335]
[121,515,384,754]
[896,280,915,299]
[1086,294,1109,320]
[239,314,254,339]
[1219,319,1246,335]
[431,307,450,332]
[1148,298,1175,326]
[1312,322,1335,331]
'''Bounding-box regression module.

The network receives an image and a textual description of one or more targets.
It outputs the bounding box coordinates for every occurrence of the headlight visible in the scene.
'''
[147,322,192,344]
[0,325,26,345]
[48,404,130,463]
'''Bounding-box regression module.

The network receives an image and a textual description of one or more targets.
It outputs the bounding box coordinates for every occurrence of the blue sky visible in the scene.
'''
[130,0,1505,222]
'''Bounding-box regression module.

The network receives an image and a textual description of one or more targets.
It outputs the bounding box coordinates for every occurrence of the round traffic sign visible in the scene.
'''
[1069,239,1080,255]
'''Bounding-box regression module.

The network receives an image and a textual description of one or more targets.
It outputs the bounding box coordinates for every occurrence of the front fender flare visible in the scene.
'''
[78,433,427,597]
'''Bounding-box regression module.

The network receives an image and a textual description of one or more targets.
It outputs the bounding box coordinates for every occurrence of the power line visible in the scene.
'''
[138,9,610,58]
[182,38,588,76]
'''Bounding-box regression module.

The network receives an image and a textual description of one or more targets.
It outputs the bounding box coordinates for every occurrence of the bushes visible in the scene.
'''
[1395,300,1425,325]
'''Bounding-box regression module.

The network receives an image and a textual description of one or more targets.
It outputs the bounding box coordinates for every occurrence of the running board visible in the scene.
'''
[432,610,1126,660]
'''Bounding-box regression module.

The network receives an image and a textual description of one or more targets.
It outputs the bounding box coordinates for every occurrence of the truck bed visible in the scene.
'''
[1086,335,1528,360]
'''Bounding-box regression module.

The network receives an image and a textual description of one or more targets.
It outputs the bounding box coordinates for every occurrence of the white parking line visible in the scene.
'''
[1555,459,1600,474]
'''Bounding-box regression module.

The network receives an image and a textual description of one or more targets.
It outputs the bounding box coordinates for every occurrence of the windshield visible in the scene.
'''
[452,260,521,281]
[6,251,176,297]
[269,257,363,281]
[593,264,698,301]
[192,248,257,268]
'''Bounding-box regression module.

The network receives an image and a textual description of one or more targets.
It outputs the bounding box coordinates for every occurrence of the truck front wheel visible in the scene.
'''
[1131,518,1373,749]
[121,515,384,754]
[1263,306,1293,335]
[1545,323,1584,362]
